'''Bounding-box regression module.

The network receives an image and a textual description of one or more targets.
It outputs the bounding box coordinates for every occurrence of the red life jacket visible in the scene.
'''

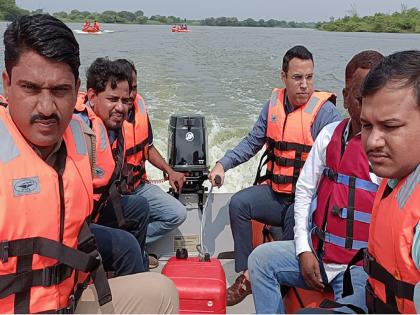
[366,168,420,314]
[0,107,111,313]
[112,93,149,193]
[260,88,336,194]
[310,119,378,265]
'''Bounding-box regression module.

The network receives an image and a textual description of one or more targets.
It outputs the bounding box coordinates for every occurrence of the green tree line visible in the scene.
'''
[2,0,418,33]
[0,1,315,28]
[318,7,420,33]
[200,17,316,28]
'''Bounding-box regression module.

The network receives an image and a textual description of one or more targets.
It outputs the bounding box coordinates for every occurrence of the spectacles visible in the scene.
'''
[289,74,314,84]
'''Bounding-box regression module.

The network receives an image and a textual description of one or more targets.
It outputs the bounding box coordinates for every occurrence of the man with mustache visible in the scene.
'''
[358,50,420,314]
[248,50,384,313]
[0,14,178,313]
[208,45,341,305]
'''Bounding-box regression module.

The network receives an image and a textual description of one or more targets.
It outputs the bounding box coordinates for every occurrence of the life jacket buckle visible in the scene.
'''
[363,250,373,275]
[42,264,60,286]
[66,294,76,313]
[324,168,338,181]
[78,235,97,254]
[1,240,9,263]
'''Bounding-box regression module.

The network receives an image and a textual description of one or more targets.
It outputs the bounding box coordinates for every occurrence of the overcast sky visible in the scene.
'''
[16,0,420,22]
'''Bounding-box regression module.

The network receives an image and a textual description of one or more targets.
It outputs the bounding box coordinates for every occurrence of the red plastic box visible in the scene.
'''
[162,256,227,314]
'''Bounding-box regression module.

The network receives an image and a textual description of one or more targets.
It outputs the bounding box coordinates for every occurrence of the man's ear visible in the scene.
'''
[87,88,97,108]
[2,69,11,98]
[342,88,348,109]
[280,70,286,86]
[75,78,81,94]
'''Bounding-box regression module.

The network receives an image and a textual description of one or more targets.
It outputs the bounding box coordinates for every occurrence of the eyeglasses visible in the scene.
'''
[289,73,314,84]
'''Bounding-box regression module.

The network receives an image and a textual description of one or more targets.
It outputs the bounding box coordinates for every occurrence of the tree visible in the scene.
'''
[118,10,136,22]
[134,10,144,17]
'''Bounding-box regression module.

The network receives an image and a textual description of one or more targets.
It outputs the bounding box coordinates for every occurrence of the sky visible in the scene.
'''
[16,0,420,22]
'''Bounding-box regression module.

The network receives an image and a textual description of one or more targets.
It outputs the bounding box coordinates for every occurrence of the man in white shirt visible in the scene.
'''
[248,50,384,314]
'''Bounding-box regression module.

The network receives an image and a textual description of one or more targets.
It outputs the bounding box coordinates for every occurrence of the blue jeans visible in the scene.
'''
[229,185,295,272]
[248,240,368,314]
[90,223,147,275]
[135,183,187,244]
[97,194,149,270]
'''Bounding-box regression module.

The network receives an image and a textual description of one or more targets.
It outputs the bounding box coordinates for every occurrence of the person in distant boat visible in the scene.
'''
[93,20,100,32]
[83,20,90,31]
[248,50,384,313]
[352,50,420,314]
[208,45,341,306]
[0,14,179,314]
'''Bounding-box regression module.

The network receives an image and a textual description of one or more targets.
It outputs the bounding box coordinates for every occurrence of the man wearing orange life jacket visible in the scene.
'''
[0,14,178,314]
[74,59,151,272]
[357,50,420,314]
[93,59,187,251]
[248,50,384,314]
[208,45,341,305]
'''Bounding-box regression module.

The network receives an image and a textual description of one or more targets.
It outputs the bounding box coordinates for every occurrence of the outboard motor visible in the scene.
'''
[168,114,209,209]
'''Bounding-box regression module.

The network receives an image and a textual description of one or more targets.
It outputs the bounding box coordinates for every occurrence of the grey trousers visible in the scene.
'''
[75,272,179,314]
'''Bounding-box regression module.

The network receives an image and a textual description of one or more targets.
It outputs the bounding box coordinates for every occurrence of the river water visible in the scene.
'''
[1,22,419,192]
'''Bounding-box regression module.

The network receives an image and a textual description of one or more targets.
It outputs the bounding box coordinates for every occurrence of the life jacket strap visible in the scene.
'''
[331,206,371,224]
[312,227,368,250]
[322,168,378,193]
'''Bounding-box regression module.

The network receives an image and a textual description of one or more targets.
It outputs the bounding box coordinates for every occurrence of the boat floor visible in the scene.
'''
[154,257,255,313]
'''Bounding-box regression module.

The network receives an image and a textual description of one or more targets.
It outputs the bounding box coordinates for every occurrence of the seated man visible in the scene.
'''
[248,50,384,313]
[74,58,151,271]
[0,14,178,313]
[358,50,420,314]
[209,45,341,306]
[106,59,188,250]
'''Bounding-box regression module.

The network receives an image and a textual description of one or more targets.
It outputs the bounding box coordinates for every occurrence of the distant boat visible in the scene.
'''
[171,25,190,33]
[73,29,114,35]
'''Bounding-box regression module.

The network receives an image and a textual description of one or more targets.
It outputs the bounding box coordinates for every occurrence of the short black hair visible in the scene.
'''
[4,14,80,81]
[282,45,313,73]
[86,57,133,93]
[345,50,384,83]
[114,58,137,75]
[362,50,420,106]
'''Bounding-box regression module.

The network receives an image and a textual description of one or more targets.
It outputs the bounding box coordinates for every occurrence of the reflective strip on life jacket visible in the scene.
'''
[323,168,378,193]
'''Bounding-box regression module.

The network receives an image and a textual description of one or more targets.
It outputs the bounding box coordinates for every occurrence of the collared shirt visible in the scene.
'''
[293,119,381,281]
[30,140,63,167]
[218,92,341,171]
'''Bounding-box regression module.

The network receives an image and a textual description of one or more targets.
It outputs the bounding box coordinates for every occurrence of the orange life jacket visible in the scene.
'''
[262,88,336,194]
[112,93,149,193]
[366,168,420,314]
[0,107,111,313]
[74,92,115,207]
